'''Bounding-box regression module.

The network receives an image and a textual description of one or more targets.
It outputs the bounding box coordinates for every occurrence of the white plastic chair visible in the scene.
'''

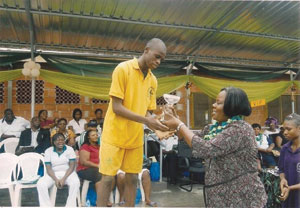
[14,152,45,207]
[80,179,91,206]
[80,179,115,206]
[139,178,145,202]
[0,153,18,206]
[50,183,81,207]
[0,137,19,154]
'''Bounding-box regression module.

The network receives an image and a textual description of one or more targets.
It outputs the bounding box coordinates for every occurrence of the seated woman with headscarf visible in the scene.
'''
[264,116,280,143]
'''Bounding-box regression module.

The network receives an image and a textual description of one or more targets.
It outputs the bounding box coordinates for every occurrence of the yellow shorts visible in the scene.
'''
[99,142,143,176]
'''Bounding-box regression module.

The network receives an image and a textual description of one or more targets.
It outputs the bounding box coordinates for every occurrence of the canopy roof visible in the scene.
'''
[0,0,300,74]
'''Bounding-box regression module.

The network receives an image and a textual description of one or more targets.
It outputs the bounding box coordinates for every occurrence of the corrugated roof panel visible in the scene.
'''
[0,0,299,68]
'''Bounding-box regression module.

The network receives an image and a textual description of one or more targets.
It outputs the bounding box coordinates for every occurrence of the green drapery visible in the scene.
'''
[190,76,292,103]
[40,70,188,100]
[0,52,292,81]
[194,62,289,81]
[157,75,189,97]
[294,80,300,89]
[0,69,22,82]
[40,69,112,100]
[41,54,188,78]
[0,52,32,66]
[41,69,292,102]
[0,69,294,102]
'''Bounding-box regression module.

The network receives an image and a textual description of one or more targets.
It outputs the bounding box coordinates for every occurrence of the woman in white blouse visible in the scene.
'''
[67,108,87,140]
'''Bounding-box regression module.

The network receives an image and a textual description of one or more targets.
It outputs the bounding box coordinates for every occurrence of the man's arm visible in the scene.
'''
[112,96,169,131]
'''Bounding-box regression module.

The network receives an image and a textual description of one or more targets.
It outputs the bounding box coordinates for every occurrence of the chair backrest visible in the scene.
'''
[0,137,19,154]
[0,153,19,183]
[16,152,45,180]
[178,140,192,158]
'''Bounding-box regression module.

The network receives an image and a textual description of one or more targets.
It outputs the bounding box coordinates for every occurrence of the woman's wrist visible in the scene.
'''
[176,122,185,132]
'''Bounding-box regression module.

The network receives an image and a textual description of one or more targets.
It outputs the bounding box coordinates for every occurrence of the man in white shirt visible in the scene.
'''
[0,108,30,140]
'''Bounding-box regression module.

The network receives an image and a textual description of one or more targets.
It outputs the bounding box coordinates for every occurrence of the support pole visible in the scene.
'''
[186,86,190,128]
[159,145,163,182]
[186,63,193,128]
[25,0,36,118]
[7,81,12,109]
[31,77,36,118]
[290,70,295,114]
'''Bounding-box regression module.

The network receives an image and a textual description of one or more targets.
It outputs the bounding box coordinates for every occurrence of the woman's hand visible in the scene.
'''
[161,107,182,130]
[58,178,66,189]
[55,179,61,189]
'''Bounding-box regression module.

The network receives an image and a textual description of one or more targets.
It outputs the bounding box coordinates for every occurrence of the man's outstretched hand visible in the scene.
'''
[145,116,169,132]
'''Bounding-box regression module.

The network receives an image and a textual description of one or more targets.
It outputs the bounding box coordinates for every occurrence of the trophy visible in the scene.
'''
[155,94,180,140]
[163,94,180,106]
[161,94,180,121]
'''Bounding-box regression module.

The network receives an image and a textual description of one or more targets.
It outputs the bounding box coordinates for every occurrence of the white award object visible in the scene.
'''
[161,94,180,121]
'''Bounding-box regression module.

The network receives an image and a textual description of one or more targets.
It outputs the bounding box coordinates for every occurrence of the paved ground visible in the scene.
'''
[0,178,205,207]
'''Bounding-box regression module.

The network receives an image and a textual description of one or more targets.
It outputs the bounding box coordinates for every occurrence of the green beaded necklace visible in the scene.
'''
[255,134,263,145]
[203,115,242,141]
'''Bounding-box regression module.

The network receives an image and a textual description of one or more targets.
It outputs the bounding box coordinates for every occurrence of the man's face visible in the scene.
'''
[144,46,166,70]
[4,110,14,122]
[31,117,41,129]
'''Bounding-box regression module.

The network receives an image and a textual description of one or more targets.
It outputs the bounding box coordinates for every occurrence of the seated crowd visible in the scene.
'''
[0,108,157,207]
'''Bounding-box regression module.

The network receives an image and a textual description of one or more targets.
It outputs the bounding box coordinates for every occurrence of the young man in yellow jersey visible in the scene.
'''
[97,38,169,207]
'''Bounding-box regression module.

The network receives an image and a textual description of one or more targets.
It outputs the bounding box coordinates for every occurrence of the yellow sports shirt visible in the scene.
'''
[101,58,157,149]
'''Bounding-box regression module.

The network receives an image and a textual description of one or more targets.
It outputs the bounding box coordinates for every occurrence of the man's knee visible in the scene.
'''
[101,175,115,185]
[125,173,138,185]
[117,172,125,181]
[142,170,150,180]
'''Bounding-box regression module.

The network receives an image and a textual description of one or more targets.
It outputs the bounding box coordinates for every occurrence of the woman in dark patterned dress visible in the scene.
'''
[163,87,267,207]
